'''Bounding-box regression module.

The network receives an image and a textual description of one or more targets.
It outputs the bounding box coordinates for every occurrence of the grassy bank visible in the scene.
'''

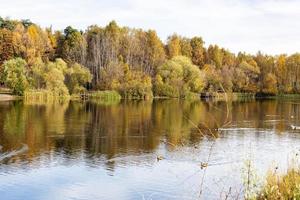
[201,92,300,101]
[0,94,19,101]
[88,90,121,101]
[274,94,300,99]
[23,90,122,104]
[11,88,300,102]
[0,87,19,101]
[0,87,12,94]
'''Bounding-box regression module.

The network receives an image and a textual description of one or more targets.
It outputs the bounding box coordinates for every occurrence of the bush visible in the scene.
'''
[120,71,153,99]
[28,58,92,96]
[257,167,300,200]
[108,63,153,99]
[2,58,28,95]
[65,63,92,94]
[154,56,205,98]
[44,67,69,96]
[89,90,121,101]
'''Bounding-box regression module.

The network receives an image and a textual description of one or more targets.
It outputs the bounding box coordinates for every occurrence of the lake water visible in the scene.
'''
[1,99,300,200]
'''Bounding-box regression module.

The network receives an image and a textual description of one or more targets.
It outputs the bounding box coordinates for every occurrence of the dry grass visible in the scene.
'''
[24,89,70,103]
[256,168,300,200]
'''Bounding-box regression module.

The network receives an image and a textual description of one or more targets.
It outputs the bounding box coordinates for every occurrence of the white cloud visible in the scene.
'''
[0,0,299,55]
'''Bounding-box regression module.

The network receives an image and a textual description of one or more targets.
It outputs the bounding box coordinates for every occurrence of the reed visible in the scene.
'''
[24,89,70,103]
[256,167,300,200]
[88,90,121,101]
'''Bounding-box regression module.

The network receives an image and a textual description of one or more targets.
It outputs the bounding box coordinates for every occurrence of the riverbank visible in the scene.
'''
[201,92,300,101]
[4,88,300,102]
[0,88,19,101]
[200,92,256,101]
[0,94,19,101]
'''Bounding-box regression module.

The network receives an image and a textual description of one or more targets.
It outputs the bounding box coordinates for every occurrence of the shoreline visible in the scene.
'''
[0,94,20,101]
[3,91,300,102]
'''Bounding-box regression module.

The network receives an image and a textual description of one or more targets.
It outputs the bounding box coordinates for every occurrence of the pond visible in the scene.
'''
[0,99,300,200]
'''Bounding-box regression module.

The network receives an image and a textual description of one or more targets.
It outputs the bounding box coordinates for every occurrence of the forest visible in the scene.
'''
[1,16,300,99]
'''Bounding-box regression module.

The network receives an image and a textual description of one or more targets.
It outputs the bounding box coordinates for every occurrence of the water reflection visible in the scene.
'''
[1,99,300,164]
[1,99,300,199]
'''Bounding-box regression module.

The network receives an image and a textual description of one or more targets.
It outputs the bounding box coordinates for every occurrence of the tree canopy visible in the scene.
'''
[1,17,300,97]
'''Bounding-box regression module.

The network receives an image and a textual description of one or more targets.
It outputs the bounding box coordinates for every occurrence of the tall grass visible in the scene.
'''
[256,167,300,199]
[85,91,121,105]
[88,90,121,101]
[24,89,70,104]
[242,157,300,200]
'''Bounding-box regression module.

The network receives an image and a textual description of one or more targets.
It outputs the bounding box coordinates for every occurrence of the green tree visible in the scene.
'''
[154,56,205,98]
[3,58,28,95]
[61,26,86,64]
[111,63,153,99]
[65,63,92,94]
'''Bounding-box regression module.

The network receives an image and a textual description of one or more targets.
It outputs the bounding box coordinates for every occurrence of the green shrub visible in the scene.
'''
[65,63,92,94]
[110,64,153,99]
[89,90,121,101]
[154,56,205,98]
[2,58,28,95]
[28,58,92,96]
[24,89,70,104]
[44,67,69,96]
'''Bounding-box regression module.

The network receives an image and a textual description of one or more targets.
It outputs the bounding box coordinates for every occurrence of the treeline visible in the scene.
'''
[1,17,300,98]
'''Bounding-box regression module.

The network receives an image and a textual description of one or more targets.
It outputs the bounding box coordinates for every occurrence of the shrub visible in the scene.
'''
[65,63,92,94]
[2,58,28,95]
[154,56,205,98]
[257,168,300,200]
[89,90,121,101]
[109,63,153,99]
[28,58,92,96]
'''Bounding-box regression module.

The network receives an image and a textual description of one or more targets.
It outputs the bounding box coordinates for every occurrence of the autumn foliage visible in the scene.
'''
[1,17,300,97]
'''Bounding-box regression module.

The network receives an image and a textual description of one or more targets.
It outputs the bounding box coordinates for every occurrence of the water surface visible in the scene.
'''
[1,99,300,199]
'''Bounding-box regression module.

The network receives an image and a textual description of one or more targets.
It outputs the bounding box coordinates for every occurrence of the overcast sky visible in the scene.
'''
[0,0,299,55]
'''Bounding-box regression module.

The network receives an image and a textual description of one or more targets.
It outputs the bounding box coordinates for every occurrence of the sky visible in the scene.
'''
[0,0,300,55]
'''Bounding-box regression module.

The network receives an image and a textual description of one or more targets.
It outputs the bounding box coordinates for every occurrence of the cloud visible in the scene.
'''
[0,0,299,55]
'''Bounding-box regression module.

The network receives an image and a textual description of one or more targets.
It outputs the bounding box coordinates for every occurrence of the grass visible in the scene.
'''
[256,167,300,200]
[85,91,121,105]
[24,89,70,103]
[242,157,300,200]
[88,90,121,101]
[275,94,300,99]
[23,90,121,105]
